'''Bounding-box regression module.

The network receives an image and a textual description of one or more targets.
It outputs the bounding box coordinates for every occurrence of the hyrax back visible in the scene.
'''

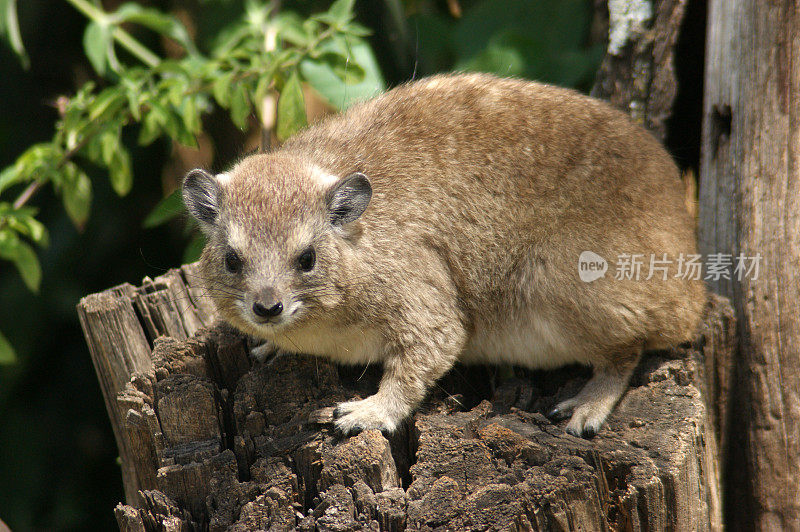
[183,73,706,438]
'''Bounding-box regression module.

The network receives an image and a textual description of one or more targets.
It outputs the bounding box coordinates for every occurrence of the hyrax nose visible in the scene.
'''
[253,300,283,318]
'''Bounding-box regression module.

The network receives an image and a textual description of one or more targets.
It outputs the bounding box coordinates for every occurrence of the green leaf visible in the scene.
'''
[62,164,92,229]
[99,130,117,166]
[0,163,23,195]
[212,22,251,57]
[341,22,371,38]
[212,72,235,108]
[324,0,356,27]
[318,51,365,85]
[89,87,125,122]
[455,34,527,78]
[0,329,16,364]
[300,37,384,111]
[0,0,29,69]
[229,82,251,130]
[275,70,306,142]
[138,103,167,146]
[452,0,600,87]
[109,146,132,196]
[123,78,143,121]
[19,215,48,247]
[181,96,201,136]
[182,232,206,263]
[113,3,199,56]
[12,240,40,292]
[170,110,197,147]
[1,226,42,291]
[140,100,183,144]
[0,227,19,258]
[13,143,58,188]
[95,128,133,195]
[275,12,311,47]
[83,20,112,77]
[164,78,186,108]
[143,188,184,228]
[302,18,322,38]
[2,210,48,247]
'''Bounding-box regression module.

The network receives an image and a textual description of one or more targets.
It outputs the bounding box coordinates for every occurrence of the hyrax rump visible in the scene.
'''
[183,73,706,438]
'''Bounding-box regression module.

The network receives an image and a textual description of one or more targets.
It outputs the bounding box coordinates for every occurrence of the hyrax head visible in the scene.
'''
[182,154,371,338]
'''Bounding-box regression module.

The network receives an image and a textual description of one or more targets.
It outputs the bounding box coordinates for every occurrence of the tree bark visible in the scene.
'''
[76,266,217,503]
[592,0,689,141]
[699,1,800,530]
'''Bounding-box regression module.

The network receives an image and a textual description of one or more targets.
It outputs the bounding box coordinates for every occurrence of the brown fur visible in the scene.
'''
[184,73,707,437]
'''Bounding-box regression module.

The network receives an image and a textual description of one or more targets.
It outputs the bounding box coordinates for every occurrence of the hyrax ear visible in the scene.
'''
[183,169,222,230]
[326,172,372,226]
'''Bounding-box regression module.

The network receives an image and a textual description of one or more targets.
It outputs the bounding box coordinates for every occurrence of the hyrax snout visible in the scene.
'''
[183,73,706,438]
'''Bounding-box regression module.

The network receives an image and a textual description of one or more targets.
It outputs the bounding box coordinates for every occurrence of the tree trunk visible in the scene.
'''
[592,0,690,141]
[699,1,800,530]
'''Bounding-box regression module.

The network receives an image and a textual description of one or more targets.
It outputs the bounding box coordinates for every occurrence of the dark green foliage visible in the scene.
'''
[0,0,384,360]
[403,0,602,88]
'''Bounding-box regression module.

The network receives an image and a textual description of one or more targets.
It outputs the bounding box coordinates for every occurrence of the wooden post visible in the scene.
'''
[700,0,800,529]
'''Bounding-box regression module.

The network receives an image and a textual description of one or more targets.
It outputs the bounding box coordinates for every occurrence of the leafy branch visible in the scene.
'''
[0,0,384,362]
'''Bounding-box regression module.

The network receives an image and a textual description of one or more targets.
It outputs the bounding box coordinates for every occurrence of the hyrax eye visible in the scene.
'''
[297,247,316,272]
[225,249,243,273]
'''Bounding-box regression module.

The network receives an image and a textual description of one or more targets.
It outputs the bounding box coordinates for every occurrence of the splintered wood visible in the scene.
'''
[78,264,730,531]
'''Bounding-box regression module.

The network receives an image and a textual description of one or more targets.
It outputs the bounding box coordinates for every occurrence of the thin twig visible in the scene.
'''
[65,0,161,68]
[12,182,42,210]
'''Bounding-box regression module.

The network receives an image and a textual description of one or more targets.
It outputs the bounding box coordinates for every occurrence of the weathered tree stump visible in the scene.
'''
[78,265,731,531]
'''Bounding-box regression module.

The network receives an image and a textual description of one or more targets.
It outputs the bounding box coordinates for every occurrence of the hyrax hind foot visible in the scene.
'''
[548,348,642,438]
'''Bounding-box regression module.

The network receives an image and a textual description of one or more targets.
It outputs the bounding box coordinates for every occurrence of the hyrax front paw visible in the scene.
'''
[248,339,280,363]
[332,396,403,436]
